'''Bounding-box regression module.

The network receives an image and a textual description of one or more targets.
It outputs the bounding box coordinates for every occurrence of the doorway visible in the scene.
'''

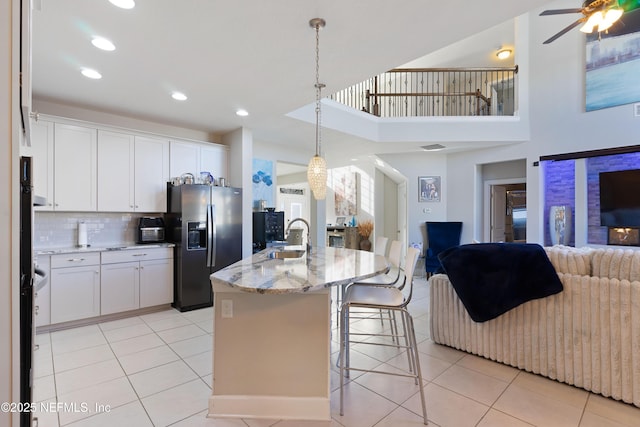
[484,180,526,242]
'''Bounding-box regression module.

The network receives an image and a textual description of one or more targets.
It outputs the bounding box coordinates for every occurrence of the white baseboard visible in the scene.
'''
[208,395,330,421]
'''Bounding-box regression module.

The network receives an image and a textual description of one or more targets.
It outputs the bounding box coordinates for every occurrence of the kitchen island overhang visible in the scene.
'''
[208,246,389,421]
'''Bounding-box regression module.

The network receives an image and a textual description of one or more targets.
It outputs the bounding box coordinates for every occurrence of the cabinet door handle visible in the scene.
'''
[67,258,85,262]
[132,253,147,257]
[35,305,39,315]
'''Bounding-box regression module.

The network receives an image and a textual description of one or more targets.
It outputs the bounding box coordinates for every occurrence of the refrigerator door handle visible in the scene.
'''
[207,204,217,268]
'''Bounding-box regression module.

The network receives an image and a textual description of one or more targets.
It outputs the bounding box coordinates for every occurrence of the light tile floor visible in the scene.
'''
[32,277,640,427]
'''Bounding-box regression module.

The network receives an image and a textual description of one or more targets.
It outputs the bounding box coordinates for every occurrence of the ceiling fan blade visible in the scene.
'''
[540,8,584,16]
[543,19,584,44]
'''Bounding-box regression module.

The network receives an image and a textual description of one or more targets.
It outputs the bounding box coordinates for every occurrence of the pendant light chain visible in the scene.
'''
[314,20,324,157]
[307,18,327,200]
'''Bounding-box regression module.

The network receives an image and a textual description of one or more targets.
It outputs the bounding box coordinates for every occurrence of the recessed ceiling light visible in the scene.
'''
[109,0,135,9]
[91,36,115,51]
[236,109,249,117]
[496,49,512,60]
[81,68,102,79]
[171,92,187,101]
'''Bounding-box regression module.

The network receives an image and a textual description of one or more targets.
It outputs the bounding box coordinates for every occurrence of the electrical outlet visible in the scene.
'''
[221,299,233,318]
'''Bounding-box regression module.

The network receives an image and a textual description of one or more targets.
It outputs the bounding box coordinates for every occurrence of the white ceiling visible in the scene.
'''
[31,0,554,159]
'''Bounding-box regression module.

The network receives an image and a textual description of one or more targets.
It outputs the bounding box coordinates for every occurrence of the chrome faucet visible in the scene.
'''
[285,218,312,254]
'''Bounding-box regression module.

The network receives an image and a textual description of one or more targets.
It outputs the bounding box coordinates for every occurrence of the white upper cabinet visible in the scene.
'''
[30,115,225,213]
[53,123,98,211]
[170,139,228,183]
[169,140,201,178]
[99,131,169,213]
[98,130,135,212]
[135,135,170,212]
[30,120,54,210]
[200,143,228,183]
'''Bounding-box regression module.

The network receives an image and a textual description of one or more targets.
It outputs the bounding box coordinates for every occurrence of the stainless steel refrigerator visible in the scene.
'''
[166,184,242,311]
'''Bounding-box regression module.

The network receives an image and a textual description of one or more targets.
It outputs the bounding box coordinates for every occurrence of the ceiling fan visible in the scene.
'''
[540,0,630,44]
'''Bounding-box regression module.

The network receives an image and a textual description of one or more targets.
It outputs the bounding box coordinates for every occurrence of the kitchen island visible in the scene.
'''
[209,246,388,421]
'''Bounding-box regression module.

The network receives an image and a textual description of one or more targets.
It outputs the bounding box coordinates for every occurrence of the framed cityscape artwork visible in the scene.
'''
[585,6,640,111]
[419,176,440,202]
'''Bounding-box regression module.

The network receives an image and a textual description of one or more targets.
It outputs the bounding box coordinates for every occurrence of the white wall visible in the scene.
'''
[379,151,447,248]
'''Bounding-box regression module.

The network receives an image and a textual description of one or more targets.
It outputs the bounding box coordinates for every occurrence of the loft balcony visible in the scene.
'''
[329,66,519,118]
[287,65,528,151]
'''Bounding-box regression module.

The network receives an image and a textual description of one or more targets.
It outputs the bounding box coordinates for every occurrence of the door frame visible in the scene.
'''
[483,178,525,243]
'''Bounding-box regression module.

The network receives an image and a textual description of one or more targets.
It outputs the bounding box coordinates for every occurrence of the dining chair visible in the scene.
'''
[352,240,403,287]
[339,246,427,424]
[374,235,388,256]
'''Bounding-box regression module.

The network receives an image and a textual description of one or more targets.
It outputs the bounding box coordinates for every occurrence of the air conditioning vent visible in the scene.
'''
[421,144,446,151]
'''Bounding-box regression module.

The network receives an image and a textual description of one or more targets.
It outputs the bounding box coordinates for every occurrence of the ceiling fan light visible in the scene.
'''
[307,155,327,200]
[599,7,623,31]
[580,11,603,33]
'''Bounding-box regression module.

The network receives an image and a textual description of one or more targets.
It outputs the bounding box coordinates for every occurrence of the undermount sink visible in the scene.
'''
[268,249,306,259]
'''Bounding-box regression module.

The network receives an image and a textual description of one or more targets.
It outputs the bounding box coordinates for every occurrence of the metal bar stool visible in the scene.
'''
[335,235,390,328]
[348,240,405,334]
[339,247,427,425]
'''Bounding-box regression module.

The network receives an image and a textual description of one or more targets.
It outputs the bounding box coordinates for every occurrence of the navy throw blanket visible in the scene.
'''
[437,243,563,322]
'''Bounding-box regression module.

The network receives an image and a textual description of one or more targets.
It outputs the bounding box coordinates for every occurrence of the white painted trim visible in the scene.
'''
[208,395,330,421]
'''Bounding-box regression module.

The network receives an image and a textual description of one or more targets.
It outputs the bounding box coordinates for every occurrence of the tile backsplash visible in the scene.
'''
[34,212,153,249]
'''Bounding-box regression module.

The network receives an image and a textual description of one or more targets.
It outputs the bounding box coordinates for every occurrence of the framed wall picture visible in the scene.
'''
[419,176,441,202]
[585,10,640,111]
[334,170,358,216]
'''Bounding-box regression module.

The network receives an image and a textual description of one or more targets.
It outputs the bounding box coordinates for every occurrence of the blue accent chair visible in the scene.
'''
[425,221,462,276]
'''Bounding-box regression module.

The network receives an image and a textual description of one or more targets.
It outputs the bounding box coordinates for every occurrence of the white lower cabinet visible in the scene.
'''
[139,258,173,308]
[101,247,173,315]
[48,247,173,325]
[50,253,101,324]
[100,261,140,315]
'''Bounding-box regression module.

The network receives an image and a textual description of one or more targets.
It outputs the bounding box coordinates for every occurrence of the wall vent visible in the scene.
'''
[421,144,446,151]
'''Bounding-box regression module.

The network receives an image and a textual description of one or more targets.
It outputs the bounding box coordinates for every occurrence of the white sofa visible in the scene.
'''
[429,245,640,407]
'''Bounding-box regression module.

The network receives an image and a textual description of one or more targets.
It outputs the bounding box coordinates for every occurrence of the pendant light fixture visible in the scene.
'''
[307,18,327,200]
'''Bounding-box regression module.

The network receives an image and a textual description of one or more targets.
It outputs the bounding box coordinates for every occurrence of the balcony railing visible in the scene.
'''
[330,66,518,118]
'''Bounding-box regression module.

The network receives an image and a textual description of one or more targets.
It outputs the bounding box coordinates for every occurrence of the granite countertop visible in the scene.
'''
[211,246,389,294]
[35,242,175,255]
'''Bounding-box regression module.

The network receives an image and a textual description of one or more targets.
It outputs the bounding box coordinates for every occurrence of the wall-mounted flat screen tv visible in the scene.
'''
[599,169,640,227]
